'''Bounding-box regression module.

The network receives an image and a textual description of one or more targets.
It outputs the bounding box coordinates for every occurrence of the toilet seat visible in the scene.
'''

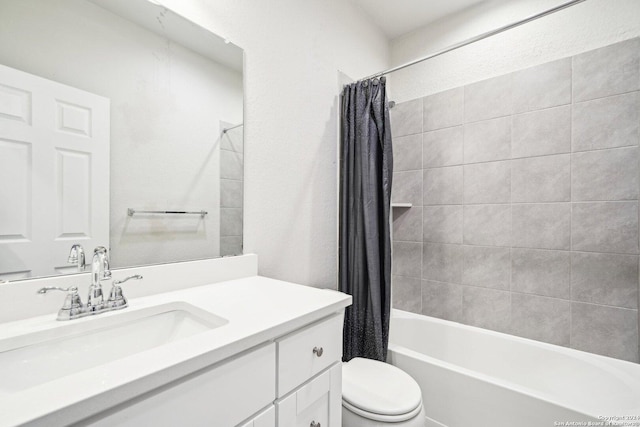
[342,398,423,422]
[342,357,423,422]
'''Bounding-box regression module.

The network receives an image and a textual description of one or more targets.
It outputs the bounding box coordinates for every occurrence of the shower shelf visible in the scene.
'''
[391,203,412,208]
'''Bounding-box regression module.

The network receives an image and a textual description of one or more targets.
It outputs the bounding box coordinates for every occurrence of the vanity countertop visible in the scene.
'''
[0,276,352,427]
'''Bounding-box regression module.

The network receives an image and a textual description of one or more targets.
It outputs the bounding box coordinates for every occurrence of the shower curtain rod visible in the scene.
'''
[358,0,587,82]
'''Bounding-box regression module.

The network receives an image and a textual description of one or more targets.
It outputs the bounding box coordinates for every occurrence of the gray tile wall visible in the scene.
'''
[220,121,244,256]
[390,38,640,363]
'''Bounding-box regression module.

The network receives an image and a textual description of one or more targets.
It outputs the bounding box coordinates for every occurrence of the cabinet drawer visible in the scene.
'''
[276,363,341,427]
[277,314,343,397]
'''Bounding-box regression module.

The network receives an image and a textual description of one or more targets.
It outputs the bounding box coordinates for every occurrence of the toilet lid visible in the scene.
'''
[342,357,422,417]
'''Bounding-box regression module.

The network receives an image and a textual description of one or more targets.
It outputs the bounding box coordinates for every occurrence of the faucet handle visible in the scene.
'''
[37,285,79,298]
[37,286,84,320]
[106,275,143,310]
[113,274,143,285]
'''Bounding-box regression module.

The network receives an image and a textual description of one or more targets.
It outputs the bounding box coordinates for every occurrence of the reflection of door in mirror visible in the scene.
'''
[0,64,109,280]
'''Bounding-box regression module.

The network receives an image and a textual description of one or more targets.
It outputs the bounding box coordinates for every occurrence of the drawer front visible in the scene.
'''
[80,343,276,427]
[276,363,341,427]
[277,314,343,396]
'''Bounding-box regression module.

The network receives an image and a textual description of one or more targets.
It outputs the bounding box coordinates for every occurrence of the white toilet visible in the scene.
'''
[342,357,426,427]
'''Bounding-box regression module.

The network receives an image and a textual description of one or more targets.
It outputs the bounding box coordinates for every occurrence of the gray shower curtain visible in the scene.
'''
[339,77,393,362]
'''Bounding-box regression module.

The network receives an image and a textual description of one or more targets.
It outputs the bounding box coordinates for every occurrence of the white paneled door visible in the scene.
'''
[0,64,109,280]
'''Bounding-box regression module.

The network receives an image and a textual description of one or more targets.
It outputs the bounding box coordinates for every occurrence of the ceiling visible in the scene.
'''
[351,0,487,39]
[90,0,243,72]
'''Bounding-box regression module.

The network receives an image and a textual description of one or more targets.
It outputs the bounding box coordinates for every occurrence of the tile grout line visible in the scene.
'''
[399,87,639,133]
[508,76,514,334]
[393,239,640,258]
[421,200,640,208]
[461,85,467,321]
[573,87,640,106]
[461,93,466,321]
[570,56,574,349]
[420,98,425,315]
[404,275,639,311]
[637,83,640,360]
[416,143,639,172]
[509,93,514,332]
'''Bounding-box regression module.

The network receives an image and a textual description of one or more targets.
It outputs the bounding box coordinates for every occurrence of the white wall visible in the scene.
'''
[389,0,640,102]
[0,0,244,268]
[158,0,390,288]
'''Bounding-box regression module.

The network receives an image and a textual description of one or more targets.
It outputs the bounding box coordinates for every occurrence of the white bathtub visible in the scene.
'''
[387,309,640,427]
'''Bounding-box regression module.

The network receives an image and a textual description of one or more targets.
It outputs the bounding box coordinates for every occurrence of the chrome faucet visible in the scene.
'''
[38,246,143,320]
[87,246,111,311]
[67,244,86,272]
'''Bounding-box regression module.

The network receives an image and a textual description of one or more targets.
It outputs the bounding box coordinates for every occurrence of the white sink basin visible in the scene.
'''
[0,302,227,395]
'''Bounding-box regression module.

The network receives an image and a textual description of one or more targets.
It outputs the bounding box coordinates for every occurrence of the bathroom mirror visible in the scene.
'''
[0,0,244,281]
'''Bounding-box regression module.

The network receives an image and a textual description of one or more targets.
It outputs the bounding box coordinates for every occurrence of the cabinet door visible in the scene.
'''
[239,405,275,427]
[78,344,276,427]
[277,363,341,427]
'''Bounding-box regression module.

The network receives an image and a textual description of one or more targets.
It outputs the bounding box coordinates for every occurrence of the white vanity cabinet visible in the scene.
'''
[0,261,353,427]
[275,313,344,427]
[76,313,345,427]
